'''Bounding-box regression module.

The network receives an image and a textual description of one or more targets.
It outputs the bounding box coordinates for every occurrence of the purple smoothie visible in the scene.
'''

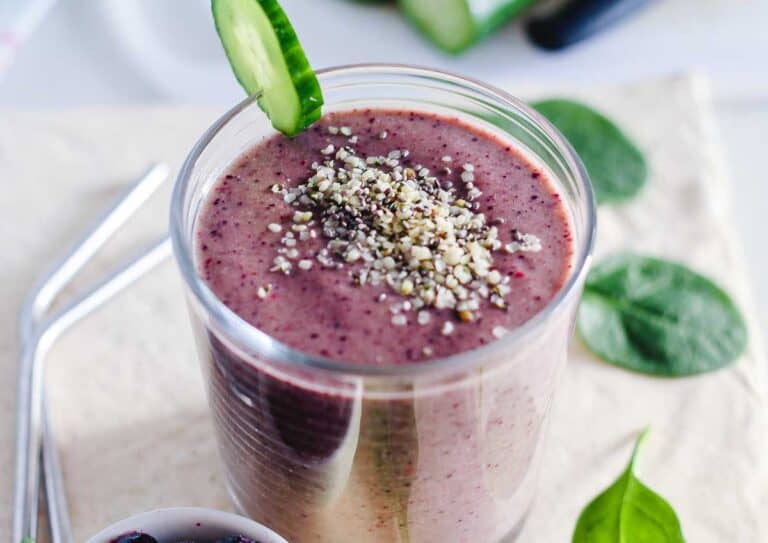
[198,109,572,364]
[195,109,574,542]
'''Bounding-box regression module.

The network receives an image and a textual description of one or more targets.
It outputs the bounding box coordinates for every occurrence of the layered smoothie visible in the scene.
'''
[194,109,575,542]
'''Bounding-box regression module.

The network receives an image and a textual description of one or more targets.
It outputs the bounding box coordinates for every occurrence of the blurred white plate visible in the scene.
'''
[95,0,767,104]
[97,0,239,103]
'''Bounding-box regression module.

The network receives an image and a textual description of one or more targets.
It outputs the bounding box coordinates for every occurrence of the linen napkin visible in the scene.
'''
[0,73,765,542]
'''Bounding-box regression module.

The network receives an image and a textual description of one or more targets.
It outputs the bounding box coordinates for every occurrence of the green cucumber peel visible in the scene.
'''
[399,0,536,54]
[212,0,323,136]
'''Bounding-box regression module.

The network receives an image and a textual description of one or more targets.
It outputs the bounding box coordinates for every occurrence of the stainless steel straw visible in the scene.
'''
[13,164,172,543]
[32,239,171,543]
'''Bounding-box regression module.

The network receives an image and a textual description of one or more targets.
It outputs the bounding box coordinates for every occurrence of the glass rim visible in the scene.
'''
[170,63,597,379]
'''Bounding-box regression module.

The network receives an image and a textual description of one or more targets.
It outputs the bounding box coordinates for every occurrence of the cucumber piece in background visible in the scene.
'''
[399,0,536,53]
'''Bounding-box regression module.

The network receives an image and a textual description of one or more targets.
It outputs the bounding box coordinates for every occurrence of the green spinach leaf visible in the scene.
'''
[573,429,685,543]
[578,253,747,376]
[532,99,647,204]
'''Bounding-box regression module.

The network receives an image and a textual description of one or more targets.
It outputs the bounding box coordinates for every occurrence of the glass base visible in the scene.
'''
[226,478,531,543]
[498,511,529,543]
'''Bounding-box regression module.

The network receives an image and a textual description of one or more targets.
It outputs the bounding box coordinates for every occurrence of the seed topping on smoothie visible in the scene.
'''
[265,126,543,324]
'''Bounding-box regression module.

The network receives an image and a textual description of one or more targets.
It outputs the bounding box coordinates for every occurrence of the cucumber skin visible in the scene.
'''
[212,0,324,136]
[399,0,537,54]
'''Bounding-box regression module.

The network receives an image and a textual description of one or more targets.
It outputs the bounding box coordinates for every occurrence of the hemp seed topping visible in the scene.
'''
[492,326,509,339]
[257,284,273,299]
[266,126,543,327]
[505,229,543,253]
[391,314,408,327]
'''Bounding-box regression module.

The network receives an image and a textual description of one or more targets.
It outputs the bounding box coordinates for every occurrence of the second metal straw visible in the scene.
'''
[13,164,171,543]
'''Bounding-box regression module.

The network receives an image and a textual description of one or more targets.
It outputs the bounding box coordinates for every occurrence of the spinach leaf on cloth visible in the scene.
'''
[573,429,685,542]
[532,98,647,204]
[578,253,747,376]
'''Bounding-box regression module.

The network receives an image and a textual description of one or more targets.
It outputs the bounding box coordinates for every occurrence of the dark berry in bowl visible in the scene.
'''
[111,532,259,543]
[112,533,160,543]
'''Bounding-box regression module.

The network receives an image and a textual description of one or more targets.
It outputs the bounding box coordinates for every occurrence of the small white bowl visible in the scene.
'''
[85,507,288,543]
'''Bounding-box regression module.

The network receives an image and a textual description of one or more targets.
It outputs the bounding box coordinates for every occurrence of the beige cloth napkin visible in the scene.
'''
[1,74,765,542]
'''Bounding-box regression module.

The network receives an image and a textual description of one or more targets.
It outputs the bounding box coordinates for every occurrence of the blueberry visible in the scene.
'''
[215,536,259,543]
[112,532,159,543]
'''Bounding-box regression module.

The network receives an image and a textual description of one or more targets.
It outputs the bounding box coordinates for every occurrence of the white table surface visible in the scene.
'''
[1,0,766,335]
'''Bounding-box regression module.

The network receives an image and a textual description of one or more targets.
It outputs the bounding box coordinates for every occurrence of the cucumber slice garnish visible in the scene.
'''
[399,0,535,53]
[212,0,323,136]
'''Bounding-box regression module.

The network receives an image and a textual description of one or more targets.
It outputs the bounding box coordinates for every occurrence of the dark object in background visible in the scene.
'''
[526,0,653,50]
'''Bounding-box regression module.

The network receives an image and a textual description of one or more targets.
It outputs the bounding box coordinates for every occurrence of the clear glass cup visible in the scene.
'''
[171,64,596,543]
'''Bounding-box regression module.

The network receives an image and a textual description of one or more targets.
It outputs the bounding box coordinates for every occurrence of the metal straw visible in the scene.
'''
[13,164,171,543]
[41,402,70,543]
[34,238,171,543]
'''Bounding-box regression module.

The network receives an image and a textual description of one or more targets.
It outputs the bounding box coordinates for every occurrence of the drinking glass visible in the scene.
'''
[171,64,596,543]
